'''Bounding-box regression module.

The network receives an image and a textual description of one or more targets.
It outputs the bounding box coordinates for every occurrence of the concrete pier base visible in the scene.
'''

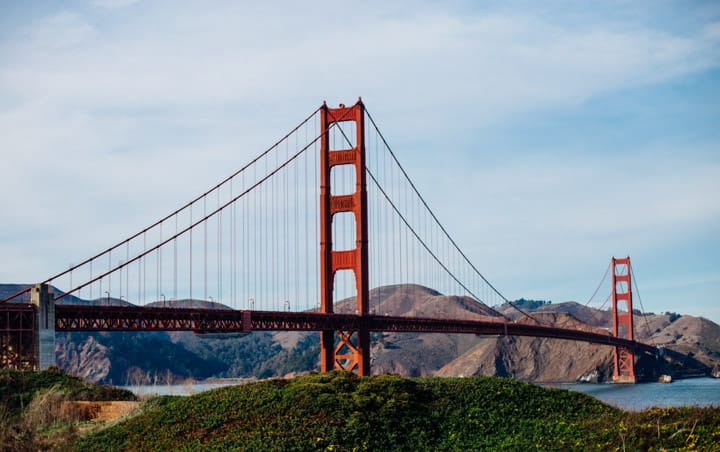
[31,283,55,370]
[612,375,637,384]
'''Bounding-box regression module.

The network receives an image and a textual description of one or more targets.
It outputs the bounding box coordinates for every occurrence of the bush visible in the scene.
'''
[77,373,720,451]
[0,368,138,451]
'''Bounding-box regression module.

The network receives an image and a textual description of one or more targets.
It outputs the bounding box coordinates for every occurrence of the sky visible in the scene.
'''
[1,1,719,323]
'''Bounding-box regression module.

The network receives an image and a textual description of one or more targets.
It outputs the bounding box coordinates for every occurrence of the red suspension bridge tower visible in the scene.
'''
[611,256,636,383]
[319,100,371,375]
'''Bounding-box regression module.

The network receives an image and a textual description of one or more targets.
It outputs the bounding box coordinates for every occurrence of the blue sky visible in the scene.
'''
[1,1,719,322]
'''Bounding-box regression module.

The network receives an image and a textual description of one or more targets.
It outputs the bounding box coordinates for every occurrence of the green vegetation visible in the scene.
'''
[58,331,227,384]
[2,369,718,450]
[1,367,136,450]
[511,298,552,310]
[181,331,320,379]
[58,331,320,384]
[0,366,135,418]
[76,372,720,451]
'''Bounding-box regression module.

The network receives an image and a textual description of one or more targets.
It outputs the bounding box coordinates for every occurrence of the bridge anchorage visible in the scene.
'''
[1,99,661,382]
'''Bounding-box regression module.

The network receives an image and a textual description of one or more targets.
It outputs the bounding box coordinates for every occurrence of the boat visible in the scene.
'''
[658,374,672,383]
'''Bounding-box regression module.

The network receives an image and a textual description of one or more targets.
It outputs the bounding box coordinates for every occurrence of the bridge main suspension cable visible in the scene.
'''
[332,106,539,323]
[2,108,342,314]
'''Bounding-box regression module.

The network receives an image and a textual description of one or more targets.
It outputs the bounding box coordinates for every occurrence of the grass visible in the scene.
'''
[0,367,137,451]
[76,371,720,451]
[2,369,718,450]
[0,366,136,419]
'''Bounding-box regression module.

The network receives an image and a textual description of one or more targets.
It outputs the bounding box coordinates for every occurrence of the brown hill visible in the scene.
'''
[364,297,620,382]
[335,284,502,319]
[436,336,615,382]
[368,287,719,382]
[41,283,720,383]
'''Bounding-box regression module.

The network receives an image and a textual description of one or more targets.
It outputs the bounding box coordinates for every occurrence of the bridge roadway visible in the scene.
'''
[52,304,657,355]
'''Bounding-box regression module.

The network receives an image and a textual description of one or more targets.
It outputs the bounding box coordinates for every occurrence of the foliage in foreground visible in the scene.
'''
[0,367,136,418]
[77,372,720,451]
[0,368,137,451]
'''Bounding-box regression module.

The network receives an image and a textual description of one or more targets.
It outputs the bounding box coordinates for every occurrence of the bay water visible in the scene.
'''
[548,377,720,411]
[123,377,720,412]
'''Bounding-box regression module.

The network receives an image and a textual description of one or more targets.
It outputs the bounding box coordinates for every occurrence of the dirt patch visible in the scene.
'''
[60,401,140,422]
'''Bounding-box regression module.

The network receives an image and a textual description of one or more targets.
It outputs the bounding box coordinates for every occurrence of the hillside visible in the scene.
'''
[0,368,137,450]
[75,372,720,451]
[3,283,720,383]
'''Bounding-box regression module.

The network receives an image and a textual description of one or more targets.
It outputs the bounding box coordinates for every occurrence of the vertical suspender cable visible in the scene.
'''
[126,242,129,303]
[293,128,304,311]
[264,152,269,309]
[382,136,388,312]
[274,144,278,309]
[174,213,177,302]
[244,171,248,309]
[157,224,161,303]
[313,115,324,310]
[137,248,141,304]
[90,260,94,302]
[306,126,310,310]
[230,179,234,307]
[142,232,146,304]
[403,162,408,302]
[294,131,299,309]
[108,250,111,300]
[204,196,208,302]
[258,162,262,309]
[218,190,222,303]
[285,137,290,309]
[189,203,193,302]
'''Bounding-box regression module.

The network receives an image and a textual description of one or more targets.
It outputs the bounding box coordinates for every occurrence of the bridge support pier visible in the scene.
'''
[31,283,55,370]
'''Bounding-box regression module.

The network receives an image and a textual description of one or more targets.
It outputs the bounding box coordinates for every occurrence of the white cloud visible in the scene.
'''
[414,153,720,278]
[91,0,141,9]
[3,7,719,116]
[0,2,718,321]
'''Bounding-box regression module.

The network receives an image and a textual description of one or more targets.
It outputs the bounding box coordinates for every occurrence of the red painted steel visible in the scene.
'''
[53,305,657,355]
[0,304,35,369]
[55,305,251,334]
[319,100,371,375]
[611,256,636,383]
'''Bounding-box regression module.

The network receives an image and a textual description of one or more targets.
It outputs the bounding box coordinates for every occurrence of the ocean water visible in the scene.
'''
[120,380,254,396]
[550,378,720,411]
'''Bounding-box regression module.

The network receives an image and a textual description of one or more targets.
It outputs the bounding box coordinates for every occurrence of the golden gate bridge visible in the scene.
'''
[1,99,663,383]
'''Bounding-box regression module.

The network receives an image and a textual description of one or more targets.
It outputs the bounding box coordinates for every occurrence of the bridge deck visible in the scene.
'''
[55,305,656,354]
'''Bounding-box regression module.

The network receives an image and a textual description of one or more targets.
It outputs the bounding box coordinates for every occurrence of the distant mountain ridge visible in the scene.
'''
[1,283,718,383]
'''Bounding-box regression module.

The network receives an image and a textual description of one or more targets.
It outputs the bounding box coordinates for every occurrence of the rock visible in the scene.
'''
[56,336,110,383]
[712,364,720,379]
[577,369,600,383]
